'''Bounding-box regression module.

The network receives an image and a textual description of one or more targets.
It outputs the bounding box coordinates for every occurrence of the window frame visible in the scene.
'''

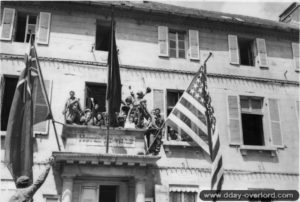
[239,95,268,147]
[13,11,39,43]
[168,30,186,59]
[237,37,256,67]
[94,19,111,52]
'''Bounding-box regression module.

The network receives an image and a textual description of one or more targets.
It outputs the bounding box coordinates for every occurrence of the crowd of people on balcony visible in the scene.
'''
[62,89,164,129]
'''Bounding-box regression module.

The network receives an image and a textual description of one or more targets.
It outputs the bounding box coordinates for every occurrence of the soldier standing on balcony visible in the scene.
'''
[62,90,83,124]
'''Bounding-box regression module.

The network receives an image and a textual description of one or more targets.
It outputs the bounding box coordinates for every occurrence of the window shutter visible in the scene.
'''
[268,99,283,146]
[0,8,15,40]
[155,185,169,202]
[227,95,242,145]
[189,30,200,60]
[158,26,169,57]
[256,38,268,67]
[228,35,239,64]
[292,42,300,70]
[153,89,164,116]
[33,79,52,135]
[37,12,51,45]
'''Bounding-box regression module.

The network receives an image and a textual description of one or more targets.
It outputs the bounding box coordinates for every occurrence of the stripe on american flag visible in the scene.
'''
[165,65,224,192]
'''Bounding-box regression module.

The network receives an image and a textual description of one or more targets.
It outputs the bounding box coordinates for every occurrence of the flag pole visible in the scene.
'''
[33,42,61,151]
[106,8,114,153]
[146,52,213,154]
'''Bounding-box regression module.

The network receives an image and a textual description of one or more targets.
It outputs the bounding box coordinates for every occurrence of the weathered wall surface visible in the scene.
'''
[0,2,299,201]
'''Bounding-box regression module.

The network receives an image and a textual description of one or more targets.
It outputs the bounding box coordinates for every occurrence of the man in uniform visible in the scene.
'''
[9,157,54,202]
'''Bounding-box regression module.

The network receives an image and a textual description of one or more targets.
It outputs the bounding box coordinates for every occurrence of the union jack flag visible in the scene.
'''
[165,63,224,191]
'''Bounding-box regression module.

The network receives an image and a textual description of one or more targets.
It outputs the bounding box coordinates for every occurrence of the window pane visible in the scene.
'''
[184,193,196,202]
[169,40,176,48]
[170,49,177,58]
[178,33,184,40]
[169,32,176,40]
[178,41,185,49]
[170,192,181,202]
[251,99,262,110]
[28,15,37,24]
[240,97,249,110]
[178,50,185,58]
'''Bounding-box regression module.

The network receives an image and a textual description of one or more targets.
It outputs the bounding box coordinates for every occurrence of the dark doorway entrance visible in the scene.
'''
[99,185,117,202]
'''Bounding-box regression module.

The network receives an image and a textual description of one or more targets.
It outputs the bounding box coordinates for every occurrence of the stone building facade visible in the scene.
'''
[0,1,299,202]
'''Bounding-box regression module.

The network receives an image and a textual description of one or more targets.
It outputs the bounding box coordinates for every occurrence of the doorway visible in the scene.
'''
[99,185,117,202]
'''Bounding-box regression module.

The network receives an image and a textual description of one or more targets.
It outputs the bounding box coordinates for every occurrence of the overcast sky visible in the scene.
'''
[154,1,293,21]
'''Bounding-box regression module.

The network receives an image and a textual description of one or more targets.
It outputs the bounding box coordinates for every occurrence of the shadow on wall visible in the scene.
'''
[241,150,279,163]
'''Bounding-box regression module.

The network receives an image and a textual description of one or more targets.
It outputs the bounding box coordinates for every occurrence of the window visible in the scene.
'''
[166,90,186,141]
[1,9,51,44]
[228,35,268,67]
[238,38,255,66]
[169,31,186,58]
[14,12,37,43]
[1,76,18,131]
[169,192,196,202]
[240,96,264,146]
[228,95,283,149]
[95,21,110,51]
[85,83,107,112]
[99,186,117,202]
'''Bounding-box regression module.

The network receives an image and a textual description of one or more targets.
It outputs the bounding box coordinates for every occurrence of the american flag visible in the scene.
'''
[165,62,224,191]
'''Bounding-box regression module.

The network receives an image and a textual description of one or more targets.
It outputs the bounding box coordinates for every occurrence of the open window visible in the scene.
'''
[240,96,264,146]
[14,12,38,43]
[85,82,107,112]
[166,89,185,141]
[238,37,255,66]
[95,21,110,51]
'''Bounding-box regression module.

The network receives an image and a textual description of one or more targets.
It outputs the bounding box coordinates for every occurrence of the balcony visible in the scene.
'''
[58,124,161,167]
[61,124,149,155]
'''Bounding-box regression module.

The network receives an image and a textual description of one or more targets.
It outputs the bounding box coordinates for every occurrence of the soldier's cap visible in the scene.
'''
[16,176,30,186]
[137,91,144,96]
[154,108,161,112]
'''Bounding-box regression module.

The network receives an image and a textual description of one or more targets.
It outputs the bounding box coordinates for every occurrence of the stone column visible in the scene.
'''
[135,179,145,202]
[61,177,74,202]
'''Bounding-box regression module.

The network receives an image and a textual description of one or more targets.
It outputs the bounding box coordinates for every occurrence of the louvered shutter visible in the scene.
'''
[268,99,283,146]
[0,8,15,40]
[228,35,239,64]
[189,30,200,60]
[292,42,300,71]
[155,185,169,202]
[228,95,242,145]
[153,89,164,116]
[256,38,268,67]
[158,26,169,57]
[37,12,51,45]
[33,79,52,135]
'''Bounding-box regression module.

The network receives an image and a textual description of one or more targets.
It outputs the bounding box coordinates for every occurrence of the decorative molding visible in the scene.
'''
[157,166,299,176]
[1,54,299,86]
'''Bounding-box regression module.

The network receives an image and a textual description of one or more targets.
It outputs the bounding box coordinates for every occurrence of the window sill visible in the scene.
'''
[239,145,277,157]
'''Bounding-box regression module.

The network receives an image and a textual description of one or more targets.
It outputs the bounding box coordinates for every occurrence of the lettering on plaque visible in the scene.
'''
[71,134,136,147]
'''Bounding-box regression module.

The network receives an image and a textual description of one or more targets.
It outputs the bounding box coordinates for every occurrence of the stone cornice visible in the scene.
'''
[1,54,299,86]
[52,151,161,167]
